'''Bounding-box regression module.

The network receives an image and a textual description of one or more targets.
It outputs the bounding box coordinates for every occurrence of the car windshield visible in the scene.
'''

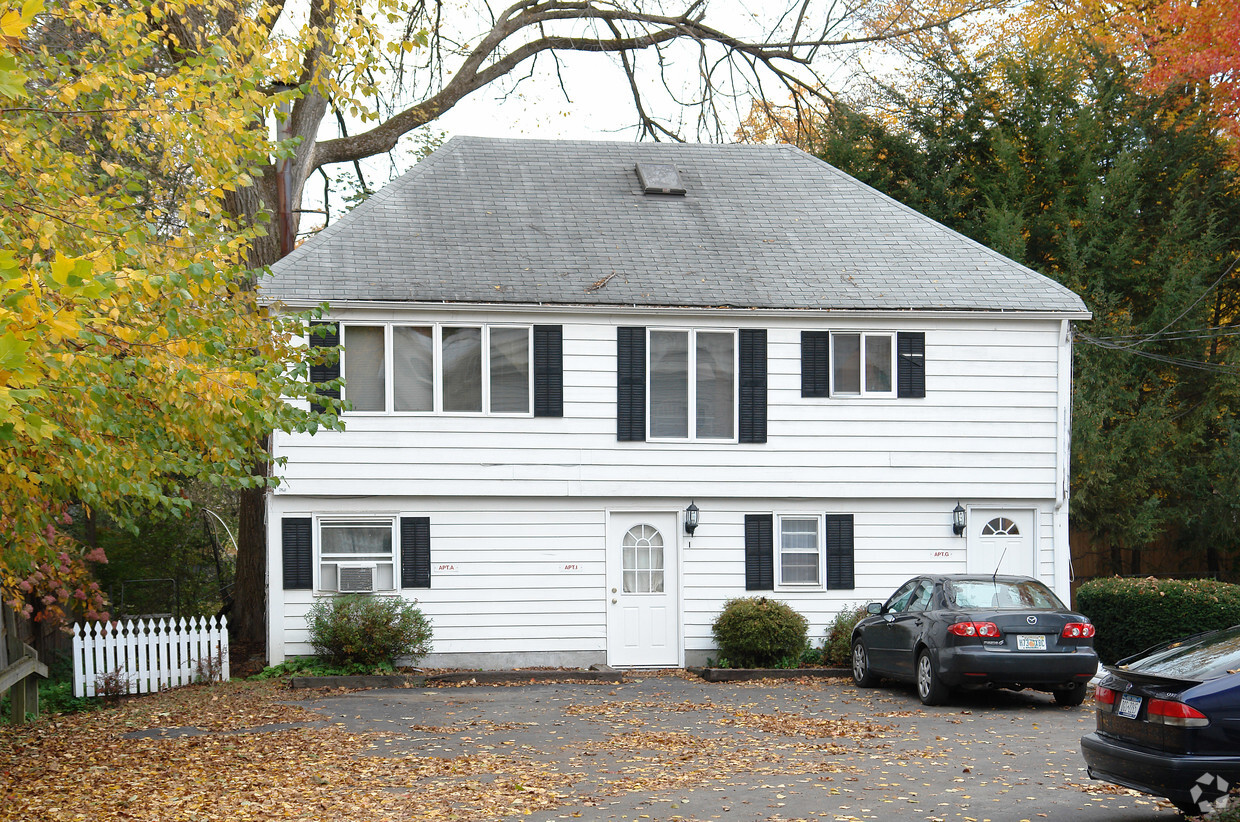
[1120,625,1240,681]
[948,579,1064,610]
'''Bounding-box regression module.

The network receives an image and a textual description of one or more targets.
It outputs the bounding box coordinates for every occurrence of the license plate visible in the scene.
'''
[1017,634,1047,651]
[1118,693,1142,719]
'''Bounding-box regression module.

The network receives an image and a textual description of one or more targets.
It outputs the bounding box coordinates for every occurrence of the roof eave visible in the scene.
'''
[264,297,1092,321]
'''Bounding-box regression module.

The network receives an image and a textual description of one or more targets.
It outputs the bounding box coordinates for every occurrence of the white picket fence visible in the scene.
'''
[71,616,229,698]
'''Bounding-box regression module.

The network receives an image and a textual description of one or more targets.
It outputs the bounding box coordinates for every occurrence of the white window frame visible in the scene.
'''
[830,331,896,398]
[646,327,739,442]
[338,322,533,416]
[776,514,824,589]
[316,517,399,594]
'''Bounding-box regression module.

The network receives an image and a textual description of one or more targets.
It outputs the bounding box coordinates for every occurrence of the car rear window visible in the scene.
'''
[1120,626,1240,681]
[948,579,1065,610]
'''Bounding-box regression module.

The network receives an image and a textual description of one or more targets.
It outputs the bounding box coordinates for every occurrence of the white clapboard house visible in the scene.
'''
[262,137,1090,668]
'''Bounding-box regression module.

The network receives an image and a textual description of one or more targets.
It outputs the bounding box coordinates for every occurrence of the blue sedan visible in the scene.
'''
[1082,625,1240,815]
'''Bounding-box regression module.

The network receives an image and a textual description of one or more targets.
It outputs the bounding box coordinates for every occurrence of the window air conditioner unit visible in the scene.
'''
[337,564,377,594]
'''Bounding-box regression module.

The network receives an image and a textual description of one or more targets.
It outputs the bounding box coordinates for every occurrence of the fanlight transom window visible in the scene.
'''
[622,524,665,593]
[982,517,1019,537]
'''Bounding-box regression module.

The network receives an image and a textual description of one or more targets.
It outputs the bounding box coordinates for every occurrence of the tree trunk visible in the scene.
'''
[233,458,268,653]
[227,175,285,658]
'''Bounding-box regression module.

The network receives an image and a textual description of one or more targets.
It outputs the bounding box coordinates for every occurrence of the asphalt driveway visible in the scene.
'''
[291,672,1181,822]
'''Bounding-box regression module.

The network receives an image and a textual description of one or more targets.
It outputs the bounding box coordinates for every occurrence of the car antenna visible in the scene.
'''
[992,543,1011,583]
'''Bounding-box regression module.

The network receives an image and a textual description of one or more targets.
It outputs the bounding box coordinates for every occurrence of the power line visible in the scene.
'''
[1108,253,1240,350]
[1075,331,1240,375]
[1088,325,1240,343]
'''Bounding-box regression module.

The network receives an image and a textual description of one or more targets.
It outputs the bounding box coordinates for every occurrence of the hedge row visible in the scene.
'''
[1075,577,1240,663]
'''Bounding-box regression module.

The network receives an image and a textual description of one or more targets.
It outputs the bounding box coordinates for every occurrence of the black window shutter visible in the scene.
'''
[400,516,431,589]
[897,332,926,399]
[308,322,340,414]
[282,517,313,590]
[826,514,855,590]
[738,329,767,443]
[744,514,774,591]
[801,331,830,398]
[533,325,563,417]
[616,327,646,441]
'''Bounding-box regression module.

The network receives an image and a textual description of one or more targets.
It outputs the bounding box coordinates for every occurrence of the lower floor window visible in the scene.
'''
[779,516,821,586]
[319,519,396,593]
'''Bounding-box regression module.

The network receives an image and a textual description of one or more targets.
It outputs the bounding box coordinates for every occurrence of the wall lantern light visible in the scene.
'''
[685,501,700,536]
[952,502,967,537]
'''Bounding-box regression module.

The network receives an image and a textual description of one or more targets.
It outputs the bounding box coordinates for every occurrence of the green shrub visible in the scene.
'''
[251,657,396,679]
[711,597,808,668]
[1075,577,1240,664]
[306,595,433,668]
[822,604,868,667]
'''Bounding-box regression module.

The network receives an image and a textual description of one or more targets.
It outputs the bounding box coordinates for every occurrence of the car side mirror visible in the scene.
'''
[867,602,883,615]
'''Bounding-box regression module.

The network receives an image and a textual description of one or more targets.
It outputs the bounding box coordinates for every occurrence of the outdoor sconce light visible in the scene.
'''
[684,501,700,536]
[952,503,967,537]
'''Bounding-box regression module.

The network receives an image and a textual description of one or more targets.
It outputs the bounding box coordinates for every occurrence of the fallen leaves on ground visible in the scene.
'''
[1,675,1123,821]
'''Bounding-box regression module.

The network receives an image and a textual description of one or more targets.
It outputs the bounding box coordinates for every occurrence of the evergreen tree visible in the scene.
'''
[814,39,1240,575]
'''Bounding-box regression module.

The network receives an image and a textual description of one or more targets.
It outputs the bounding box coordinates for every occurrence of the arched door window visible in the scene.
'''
[622,524,665,593]
[981,517,1019,537]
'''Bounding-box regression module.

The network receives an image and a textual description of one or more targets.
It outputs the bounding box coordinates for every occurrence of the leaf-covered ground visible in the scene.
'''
[1,673,1177,821]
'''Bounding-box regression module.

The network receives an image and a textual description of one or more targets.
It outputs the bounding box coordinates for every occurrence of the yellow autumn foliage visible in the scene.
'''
[0,0,339,621]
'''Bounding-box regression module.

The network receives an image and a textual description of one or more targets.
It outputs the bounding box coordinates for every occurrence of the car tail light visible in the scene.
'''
[948,621,1001,638]
[1094,685,1116,706]
[1147,698,1209,728]
[1061,622,1096,638]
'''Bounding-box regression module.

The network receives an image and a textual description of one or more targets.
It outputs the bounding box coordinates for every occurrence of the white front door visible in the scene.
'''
[966,508,1036,577]
[607,511,679,667]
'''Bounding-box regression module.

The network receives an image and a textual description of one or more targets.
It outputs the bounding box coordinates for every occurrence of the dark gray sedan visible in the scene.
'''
[851,574,1099,706]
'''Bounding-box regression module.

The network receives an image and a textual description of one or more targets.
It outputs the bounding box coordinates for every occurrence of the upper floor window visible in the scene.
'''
[801,330,925,399]
[831,332,894,397]
[334,323,532,415]
[617,326,766,444]
[649,329,736,440]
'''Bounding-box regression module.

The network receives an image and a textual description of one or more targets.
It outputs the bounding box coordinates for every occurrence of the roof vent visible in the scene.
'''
[635,163,686,195]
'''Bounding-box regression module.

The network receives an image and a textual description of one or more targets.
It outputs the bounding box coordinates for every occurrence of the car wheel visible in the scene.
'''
[916,649,949,706]
[852,640,878,687]
[1053,682,1088,707]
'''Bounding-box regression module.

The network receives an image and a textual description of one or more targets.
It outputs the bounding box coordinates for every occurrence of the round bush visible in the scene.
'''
[307,594,433,668]
[822,604,868,667]
[711,596,808,668]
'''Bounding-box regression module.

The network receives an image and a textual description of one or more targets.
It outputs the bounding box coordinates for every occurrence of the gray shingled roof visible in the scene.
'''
[264,137,1088,314]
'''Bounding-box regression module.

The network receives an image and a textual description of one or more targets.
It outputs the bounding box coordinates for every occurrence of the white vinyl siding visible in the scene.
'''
[268,308,1076,665]
[277,311,1066,502]
[268,497,1064,667]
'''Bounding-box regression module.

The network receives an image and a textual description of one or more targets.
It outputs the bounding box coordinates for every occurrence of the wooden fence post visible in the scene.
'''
[1,605,48,724]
